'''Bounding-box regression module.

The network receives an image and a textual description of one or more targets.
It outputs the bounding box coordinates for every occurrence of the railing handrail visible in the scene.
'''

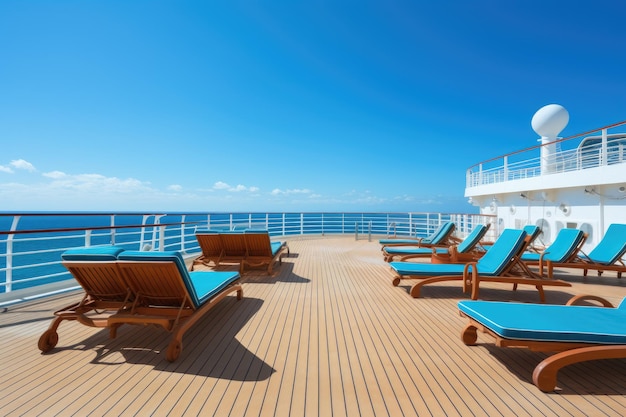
[0,211,494,308]
[465,119,626,173]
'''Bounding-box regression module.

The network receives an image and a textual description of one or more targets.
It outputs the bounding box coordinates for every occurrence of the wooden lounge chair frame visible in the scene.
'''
[546,223,626,279]
[192,231,223,269]
[391,230,571,301]
[243,231,289,274]
[521,228,588,277]
[386,224,491,264]
[193,230,289,275]
[460,294,626,392]
[110,252,243,361]
[379,222,457,248]
[38,247,131,353]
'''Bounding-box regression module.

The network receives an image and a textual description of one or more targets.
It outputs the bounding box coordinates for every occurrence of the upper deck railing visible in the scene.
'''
[466,121,626,188]
[0,211,494,307]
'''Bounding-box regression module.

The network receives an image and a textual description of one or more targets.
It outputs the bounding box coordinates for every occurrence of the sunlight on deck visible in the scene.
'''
[2,237,626,416]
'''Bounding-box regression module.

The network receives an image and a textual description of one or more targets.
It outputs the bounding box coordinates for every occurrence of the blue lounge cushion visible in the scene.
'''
[379,221,454,246]
[458,299,626,344]
[271,241,285,256]
[390,228,526,277]
[390,262,466,276]
[456,224,488,253]
[586,224,626,265]
[379,238,423,245]
[387,224,488,256]
[385,247,448,256]
[521,228,585,263]
[62,246,125,261]
[117,250,240,307]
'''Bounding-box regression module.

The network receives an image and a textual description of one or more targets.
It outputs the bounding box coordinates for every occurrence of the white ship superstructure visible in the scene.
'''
[465,104,626,248]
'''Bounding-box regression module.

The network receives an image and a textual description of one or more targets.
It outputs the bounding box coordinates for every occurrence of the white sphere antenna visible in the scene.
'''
[531,104,569,138]
[532,104,569,175]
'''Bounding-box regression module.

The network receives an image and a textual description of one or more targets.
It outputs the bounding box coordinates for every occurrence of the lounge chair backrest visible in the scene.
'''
[117,250,200,308]
[244,230,273,256]
[219,231,247,256]
[540,228,586,262]
[476,229,527,275]
[457,224,489,253]
[61,246,128,300]
[588,224,626,265]
[424,221,456,245]
[195,230,223,257]
[523,225,541,244]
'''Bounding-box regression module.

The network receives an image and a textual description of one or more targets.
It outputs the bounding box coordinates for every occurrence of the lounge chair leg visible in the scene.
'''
[536,285,546,303]
[533,345,626,392]
[37,316,65,352]
[166,339,182,362]
[38,329,60,353]
[409,283,423,298]
[461,324,478,345]
[110,323,122,339]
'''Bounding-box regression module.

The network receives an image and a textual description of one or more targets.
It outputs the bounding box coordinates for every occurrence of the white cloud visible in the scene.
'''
[271,188,312,195]
[213,181,230,190]
[168,184,183,192]
[43,171,67,179]
[0,165,13,174]
[213,181,259,192]
[10,159,36,172]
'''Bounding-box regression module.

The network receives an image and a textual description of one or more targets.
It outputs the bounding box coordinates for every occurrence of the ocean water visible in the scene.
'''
[0,212,441,293]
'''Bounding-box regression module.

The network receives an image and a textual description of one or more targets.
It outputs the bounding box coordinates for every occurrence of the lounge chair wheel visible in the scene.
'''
[38,330,59,352]
[166,340,182,362]
[392,277,401,286]
[461,324,478,345]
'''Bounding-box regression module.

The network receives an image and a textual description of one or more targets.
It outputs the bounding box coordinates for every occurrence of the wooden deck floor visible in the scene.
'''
[2,236,626,416]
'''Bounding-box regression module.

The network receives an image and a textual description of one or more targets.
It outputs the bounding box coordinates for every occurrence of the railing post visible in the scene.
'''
[180,215,187,252]
[503,155,509,181]
[368,221,372,242]
[602,128,608,166]
[110,215,116,245]
[4,216,21,293]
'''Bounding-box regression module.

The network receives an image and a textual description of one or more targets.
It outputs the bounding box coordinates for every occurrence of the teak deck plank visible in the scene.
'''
[2,236,626,416]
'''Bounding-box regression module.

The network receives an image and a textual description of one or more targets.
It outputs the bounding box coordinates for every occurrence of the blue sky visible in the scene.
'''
[1,1,625,213]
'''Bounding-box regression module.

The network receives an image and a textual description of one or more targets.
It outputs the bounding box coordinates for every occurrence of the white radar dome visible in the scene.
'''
[531,104,569,138]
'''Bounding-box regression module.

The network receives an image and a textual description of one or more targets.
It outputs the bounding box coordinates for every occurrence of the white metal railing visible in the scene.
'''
[0,211,495,306]
[466,122,626,188]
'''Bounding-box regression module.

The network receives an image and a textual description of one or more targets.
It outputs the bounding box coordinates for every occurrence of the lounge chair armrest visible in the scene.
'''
[565,294,615,307]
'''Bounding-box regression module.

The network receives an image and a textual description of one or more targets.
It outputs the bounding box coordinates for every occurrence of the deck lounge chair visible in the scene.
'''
[390,229,571,300]
[110,250,242,361]
[458,295,626,392]
[38,246,130,353]
[546,223,626,279]
[481,225,541,252]
[192,229,223,270]
[383,224,489,263]
[379,221,456,248]
[217,231,248,272]
[243,230,289,274]
[521,228,587,277]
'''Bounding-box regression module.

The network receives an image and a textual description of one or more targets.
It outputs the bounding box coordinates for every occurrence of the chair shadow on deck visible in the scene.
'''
[482,344,626,394]
[47,297,276,381]
[207,254,310,284]
[395,282,578,304]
